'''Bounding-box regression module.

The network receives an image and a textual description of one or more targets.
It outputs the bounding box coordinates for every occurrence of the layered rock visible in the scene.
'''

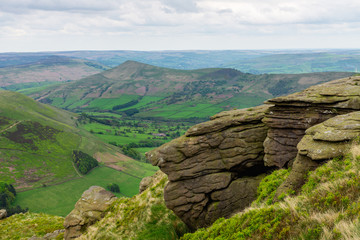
[63,186,117,239]
[276,111,360,196]
[147,105,270,229]
[263,76,360,168]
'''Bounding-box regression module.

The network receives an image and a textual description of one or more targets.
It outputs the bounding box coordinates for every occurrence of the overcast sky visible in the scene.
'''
[1,0,360,52]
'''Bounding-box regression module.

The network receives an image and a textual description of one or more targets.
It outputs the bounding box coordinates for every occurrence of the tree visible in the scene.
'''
[106,183,120,193]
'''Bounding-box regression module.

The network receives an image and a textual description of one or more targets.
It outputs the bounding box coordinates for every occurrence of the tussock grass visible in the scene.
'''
[0,212,64,240]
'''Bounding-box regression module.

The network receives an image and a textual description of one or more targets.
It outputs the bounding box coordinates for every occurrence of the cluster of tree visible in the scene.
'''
[106,183,120,193]
[112,99,139,111]
[72,150,99,175]
[0,181,28,216]
[121,146,142,161]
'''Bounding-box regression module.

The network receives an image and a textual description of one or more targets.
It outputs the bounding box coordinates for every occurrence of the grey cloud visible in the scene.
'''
[160,0,199,13]
[0,0,121,13]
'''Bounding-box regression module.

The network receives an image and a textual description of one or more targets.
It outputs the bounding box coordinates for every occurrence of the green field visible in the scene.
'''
[79,119,190,154]
[13,166,149,216]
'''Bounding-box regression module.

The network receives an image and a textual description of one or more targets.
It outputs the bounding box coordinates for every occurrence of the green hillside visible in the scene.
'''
[27,61,353,121]
[0,90,156,191]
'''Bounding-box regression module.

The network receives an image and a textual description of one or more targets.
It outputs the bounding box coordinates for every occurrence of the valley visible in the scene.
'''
[1,50,360,240]
[0,91,158,218]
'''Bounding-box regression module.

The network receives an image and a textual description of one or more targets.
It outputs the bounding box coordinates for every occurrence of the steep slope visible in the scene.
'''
[0,90,141,190]
[27,60,352,120]
[0,55,108,89]
[77,171,189,240]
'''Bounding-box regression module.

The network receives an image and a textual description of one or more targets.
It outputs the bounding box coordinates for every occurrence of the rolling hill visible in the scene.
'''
[0,90,156,192]
[0,55,108,91]
[27,60,353,120]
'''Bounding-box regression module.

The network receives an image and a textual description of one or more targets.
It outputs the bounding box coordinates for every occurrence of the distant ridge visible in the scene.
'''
[25,61,354,120]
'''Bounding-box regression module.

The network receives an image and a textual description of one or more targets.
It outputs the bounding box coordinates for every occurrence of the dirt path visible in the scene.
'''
[0,120,22,134]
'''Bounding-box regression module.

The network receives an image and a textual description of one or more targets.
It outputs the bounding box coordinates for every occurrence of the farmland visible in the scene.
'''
[13,166,151,216]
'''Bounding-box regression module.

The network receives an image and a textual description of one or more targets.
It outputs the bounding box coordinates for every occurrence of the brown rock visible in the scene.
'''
[276,111,360,197]
[147,105,269,229]
[263,76,360,168]
[63,186,117,239]
[139,176,152,193]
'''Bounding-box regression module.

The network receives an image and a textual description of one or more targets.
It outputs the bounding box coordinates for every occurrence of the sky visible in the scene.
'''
[1,0,360,52]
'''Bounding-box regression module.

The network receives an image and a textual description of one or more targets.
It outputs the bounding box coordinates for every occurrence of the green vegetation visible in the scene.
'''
[252,169,291,206]
[72,150,99,174]
[13,167,143,216]
[78,116,190,160]
[182,146,360,240]
[0,181,27,216]
[0,182,16,207]
[0,212,64,240]
[79,171,189,240]
[106,183,120,193]
[0,90,159,218]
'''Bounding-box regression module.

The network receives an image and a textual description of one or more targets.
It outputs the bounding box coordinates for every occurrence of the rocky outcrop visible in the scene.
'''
[77,171,189,240]
[0,209,7,220]
[263,76,360,168]
[147,76,360,230]
[276,111,360,196]
[139,176,153,193]
[147,105,270,229]
[63,186,117,239]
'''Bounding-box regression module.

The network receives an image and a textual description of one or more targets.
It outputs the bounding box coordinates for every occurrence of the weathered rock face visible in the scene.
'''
[147,105,270,229]
[0,209,7,220]
[276,111,360,196]
[263,76,360,168]
[63,186,117,239]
